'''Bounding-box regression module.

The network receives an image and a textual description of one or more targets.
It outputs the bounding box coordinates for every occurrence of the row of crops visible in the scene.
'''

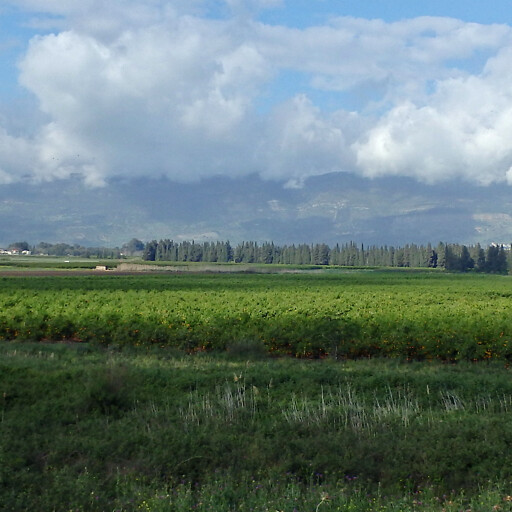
[1,270,512,360]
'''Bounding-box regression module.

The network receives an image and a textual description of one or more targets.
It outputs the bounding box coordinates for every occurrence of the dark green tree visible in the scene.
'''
[486,245,507,273]
[459,245,474,271]
[427,249,438,268]
[143,240,158,261]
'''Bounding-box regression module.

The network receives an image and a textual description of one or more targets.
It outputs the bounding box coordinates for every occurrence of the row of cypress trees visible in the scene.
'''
[142,239,509,272]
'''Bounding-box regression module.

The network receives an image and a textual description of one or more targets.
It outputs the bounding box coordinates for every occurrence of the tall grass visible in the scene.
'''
[3,342,512,510]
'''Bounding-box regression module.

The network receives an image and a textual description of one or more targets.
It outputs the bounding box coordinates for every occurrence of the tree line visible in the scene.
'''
[5,241,121,259]
[5,238,509,273]
[142,239,510,273]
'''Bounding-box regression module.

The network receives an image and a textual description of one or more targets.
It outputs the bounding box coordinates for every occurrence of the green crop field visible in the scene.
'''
[2,269,512,510]
[1,270,512,360]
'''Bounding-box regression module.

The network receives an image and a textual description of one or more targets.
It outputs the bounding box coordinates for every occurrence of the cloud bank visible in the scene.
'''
[2,0,512,186]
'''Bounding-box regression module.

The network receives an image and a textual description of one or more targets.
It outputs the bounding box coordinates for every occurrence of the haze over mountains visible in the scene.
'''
[1,173,510,248]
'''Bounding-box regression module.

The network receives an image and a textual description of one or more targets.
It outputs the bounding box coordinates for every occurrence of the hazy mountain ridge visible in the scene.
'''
[0,173,510,247]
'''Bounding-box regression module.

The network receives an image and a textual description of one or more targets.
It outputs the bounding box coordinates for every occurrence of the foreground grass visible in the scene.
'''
[2,342,512,510]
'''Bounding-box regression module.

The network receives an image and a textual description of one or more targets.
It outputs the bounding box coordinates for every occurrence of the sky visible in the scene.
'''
[1,0,512,189]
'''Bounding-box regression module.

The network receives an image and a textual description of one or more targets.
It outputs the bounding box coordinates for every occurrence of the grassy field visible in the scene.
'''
[2,343,512,511]
[2,268,512,510]
[0,255,121,270]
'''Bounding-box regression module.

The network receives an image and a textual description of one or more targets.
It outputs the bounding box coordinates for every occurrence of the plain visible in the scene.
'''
[2,269,512,510]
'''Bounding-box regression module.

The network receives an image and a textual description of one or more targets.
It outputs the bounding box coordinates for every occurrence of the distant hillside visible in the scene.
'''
[0,173,511,247]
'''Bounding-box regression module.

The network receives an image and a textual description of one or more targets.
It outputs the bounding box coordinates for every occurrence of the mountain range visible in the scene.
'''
[0,173,510,248]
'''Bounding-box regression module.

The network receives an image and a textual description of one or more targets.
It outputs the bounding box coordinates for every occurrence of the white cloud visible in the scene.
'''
[353,46,512,185]
[256,16,512,104]
[0,127,37,183]
[258,94,361,185]
[17,15,273,182]
[1,2,512,187]
[225,0,283,10]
